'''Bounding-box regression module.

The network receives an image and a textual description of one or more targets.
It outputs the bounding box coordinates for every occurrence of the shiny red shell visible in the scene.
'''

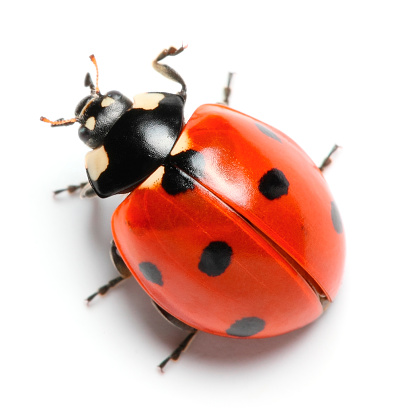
[112,104,345,338]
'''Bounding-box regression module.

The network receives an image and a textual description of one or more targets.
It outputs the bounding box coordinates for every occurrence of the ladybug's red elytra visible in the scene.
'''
[41,46,345,371]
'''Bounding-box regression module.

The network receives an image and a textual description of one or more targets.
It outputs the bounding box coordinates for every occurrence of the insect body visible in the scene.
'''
[41,46,345,369]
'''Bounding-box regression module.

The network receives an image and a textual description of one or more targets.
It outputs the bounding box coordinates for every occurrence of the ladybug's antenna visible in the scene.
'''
[40,116,77,127]
[89,54,100,95]
[40,54,100,127]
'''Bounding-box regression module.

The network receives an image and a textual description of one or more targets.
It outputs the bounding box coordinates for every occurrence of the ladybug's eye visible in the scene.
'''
[107,90,122,100]
[78,125,92,143]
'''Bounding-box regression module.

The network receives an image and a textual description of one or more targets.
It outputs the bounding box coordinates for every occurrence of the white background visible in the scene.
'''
[2,1,411,417]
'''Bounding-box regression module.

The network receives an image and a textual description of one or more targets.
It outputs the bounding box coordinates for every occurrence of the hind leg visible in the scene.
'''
[152,302,198,372]
[157,330,198,372]
[221,72,235,106]
[86,240,132,303]
[319,144,340,172]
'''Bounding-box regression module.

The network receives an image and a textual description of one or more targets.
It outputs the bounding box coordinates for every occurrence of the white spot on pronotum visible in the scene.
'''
[170,131,192,156]
[139,167,165,189]
[132,93,165,110]
[101,97,115,107]
[85,116,96,130]
[85,146,109,181]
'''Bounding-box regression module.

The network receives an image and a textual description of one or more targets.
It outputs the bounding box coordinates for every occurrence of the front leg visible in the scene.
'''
[152,45,187,101]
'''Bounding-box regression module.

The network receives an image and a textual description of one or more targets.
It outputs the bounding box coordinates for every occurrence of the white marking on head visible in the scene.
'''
[79,98,94,117]
[132,93,165,110]
[170,131,192,156]
[85,146,109,181]
[85,116,96,130]
[139,166,165,189]
[101,97,116,107]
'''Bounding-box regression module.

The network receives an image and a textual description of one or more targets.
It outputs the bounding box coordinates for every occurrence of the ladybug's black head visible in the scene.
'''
[74,89,132,149]
[41,49,186,199]
[40,55,132,149]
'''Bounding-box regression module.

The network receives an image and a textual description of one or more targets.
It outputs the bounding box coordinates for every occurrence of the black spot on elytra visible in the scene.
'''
[162,165,194,195]
[162,150,205,196]
[256,123,281,142]
[138,262,163,286]
[198,241,233,277]
[331,201,343,234]
[226,317,266,337]
[258,168,289,200]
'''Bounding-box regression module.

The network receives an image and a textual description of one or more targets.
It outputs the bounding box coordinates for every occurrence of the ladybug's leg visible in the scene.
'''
[158,330,198,372]
[53,182,96,198]
[152,302,198,371]
[319,144,340,172]
[153,302,196,332]
[221,72,234,106]
[86,240,132,303]
[152,45,187,102]
[53,182,87,195]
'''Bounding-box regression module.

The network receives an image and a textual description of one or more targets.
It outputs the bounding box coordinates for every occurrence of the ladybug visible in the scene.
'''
[41,46,345,371]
